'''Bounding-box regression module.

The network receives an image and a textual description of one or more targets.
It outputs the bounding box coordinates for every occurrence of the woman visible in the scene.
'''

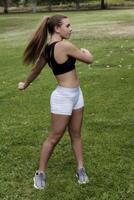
[18,15,93,189]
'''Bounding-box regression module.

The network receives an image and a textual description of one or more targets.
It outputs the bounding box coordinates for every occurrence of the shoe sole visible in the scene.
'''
[33,177,45,189]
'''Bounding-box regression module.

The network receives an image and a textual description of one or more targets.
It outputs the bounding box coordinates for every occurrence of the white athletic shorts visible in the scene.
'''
[50,85,84,115]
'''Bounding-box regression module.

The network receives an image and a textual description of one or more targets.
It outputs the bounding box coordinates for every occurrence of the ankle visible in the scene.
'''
[77,166,84,171]
[36,170,45,174]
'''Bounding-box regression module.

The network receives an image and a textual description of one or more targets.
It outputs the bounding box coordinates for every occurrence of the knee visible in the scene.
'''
[68,128,81,139]
[47,129,64,146]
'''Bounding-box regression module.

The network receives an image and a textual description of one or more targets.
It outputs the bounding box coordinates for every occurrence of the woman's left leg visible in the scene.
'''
[68,107,84,170]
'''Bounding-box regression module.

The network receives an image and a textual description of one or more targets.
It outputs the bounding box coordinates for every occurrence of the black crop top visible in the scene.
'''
[44,41,76,75]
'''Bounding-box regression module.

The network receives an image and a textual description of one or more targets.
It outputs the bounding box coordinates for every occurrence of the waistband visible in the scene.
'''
[56,85,80,92]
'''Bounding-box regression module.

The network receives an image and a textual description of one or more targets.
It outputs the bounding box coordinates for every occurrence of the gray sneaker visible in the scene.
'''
[76,168,89,184]
[33,170,46,189]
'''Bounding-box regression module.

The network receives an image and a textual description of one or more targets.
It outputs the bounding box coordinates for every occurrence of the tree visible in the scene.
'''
[3,0,8,13]
[32,0,37,13]
[101,0,107,9]
[0,0,20,14]
[76,0,80,10]
[48,0,52,11]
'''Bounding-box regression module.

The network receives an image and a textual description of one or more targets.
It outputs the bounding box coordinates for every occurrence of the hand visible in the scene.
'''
[18,82,26,90]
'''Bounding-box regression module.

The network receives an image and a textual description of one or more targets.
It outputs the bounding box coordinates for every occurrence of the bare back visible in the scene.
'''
[55,69,79,88]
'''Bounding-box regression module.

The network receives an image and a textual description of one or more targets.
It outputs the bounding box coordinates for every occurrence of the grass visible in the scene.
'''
[0,9,134,200]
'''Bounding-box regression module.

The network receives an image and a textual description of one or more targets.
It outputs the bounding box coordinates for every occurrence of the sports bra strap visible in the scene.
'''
[44,41,76,75]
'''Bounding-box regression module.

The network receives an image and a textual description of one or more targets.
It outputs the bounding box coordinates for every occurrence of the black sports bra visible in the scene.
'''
[44,41,76,75]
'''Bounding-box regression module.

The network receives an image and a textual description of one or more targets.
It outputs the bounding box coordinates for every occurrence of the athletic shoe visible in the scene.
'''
[33,170,46,189]
[76,168,89,184]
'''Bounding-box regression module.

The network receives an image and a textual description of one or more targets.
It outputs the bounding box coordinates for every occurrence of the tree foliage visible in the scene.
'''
[0,0,132,14]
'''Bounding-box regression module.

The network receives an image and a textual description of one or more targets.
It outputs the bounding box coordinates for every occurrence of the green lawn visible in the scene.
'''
[0,10,134,200]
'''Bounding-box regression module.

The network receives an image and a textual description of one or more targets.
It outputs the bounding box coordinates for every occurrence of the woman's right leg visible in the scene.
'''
[68,108,89,184]
[68,108,84,170]
[38,113,70,172]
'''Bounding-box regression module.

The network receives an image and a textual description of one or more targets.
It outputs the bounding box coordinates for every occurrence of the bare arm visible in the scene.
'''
[18,55,47,90]
[63,41,93,64]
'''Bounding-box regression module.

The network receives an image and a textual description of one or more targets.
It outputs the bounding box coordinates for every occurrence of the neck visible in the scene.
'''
[50,33,63,43]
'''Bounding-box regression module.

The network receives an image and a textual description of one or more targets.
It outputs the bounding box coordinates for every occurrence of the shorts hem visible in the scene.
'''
[51,111,72,116]
[73,105,84,110]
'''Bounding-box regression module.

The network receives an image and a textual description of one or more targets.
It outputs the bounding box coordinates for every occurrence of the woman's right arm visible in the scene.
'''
[64,41,93,64]
[18,55,47,90]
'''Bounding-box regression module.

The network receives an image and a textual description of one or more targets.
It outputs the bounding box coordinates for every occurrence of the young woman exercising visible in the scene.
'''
[18,15,93,189]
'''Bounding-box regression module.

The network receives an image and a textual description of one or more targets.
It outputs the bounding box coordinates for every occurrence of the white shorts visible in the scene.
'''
[50,85,84,115]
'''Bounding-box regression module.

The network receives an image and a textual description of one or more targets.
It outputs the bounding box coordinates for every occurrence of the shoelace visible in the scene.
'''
[79,168,85,176]
[37,173,44,187]
[78,168,87,181]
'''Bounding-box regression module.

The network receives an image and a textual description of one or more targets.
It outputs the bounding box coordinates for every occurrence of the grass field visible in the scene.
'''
[0,9,134,200]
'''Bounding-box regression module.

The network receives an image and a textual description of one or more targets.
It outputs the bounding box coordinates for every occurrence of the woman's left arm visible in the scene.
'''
[18,55,47,90]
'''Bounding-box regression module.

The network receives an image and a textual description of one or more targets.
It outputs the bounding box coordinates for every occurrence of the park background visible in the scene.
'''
[0,0,134,13]
[0,0,134,200]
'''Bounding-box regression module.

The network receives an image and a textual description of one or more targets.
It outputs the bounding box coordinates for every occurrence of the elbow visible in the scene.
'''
[32,69,37,75]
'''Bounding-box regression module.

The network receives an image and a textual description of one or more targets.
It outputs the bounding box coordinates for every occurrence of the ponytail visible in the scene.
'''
[23,16,50,65]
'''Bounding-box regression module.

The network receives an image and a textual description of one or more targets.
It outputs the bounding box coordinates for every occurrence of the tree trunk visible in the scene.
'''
[3,0,8,14]
[48,0,52,12]
[32,0,37,13]
[101,0,107,9]
[76,0,80,10]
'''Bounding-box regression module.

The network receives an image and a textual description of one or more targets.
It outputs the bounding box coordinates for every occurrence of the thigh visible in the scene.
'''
[68,107,84,136]
[46,114,70,146]
[50,113,70,134]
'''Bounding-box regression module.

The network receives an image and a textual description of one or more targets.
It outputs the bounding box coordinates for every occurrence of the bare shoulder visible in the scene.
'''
[56,40,93,64]
[57,40,76,51]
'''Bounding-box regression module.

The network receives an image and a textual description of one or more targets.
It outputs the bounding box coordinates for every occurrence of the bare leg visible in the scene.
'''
[68,107,84,170]
[39,114,70,172]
